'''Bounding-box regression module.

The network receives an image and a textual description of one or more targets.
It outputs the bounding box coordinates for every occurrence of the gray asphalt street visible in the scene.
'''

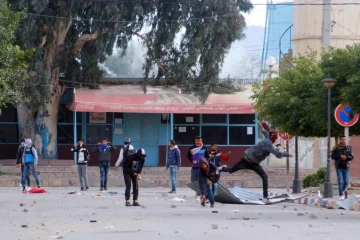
[0,187,358,240]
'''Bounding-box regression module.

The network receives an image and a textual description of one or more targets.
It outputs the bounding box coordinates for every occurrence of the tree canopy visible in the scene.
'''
[10,0,253,158]
[252,45,360,137]
[0,0,29,111]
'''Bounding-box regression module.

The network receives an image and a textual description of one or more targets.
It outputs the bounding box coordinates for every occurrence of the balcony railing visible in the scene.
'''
[101,78,259,84]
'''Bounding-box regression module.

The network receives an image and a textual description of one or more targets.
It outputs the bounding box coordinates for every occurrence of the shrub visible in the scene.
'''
[302,167,326,188]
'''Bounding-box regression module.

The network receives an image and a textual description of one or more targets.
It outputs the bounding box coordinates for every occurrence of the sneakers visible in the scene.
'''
[22,186,26,192]
[133,201,141,206]
[168,190,176,194]
[339,195,345,201]
[216,165,226,175]
[100,188,104,191]
[37,186,41,188]
[210,204,215,208]
[80,187,85,191]
[260,197,271,203]
[104,187,108,191]
[125,201,132,207]
[85,187,89,191]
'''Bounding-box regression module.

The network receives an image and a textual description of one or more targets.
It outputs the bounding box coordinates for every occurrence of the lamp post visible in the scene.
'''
[321,76,336,198]
[292,135,301,193]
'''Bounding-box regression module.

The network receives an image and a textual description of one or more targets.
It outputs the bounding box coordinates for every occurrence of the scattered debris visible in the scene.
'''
[56,237,64,239]
[309,214,317,219]
[22,209,29,213]
[19,203,24,207]
[308,224,313,228]
[108,191,118,195]
[171,205,177,208]
[233,210,239,213]
[297,213,304,216]
[171,197,186,202]
[134,217,142,220]
[341,213,345,215]
[212,211,218,213]
[103,226,113,229]
[337,194,357,210]
[212,224,218,229]
[90,220,97,223]
[272,225,281,228]
[21,225,28,228]
[142,206,147,209]
[68,191,76,194]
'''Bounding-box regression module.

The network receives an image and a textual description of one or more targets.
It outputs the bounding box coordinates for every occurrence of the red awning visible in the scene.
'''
[67,85,254,114]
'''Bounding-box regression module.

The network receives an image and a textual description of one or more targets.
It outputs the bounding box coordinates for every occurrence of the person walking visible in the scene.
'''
[92,138,116,191]
[220,126,292,202]
[115,137,135,168]
[16,138,30,188]
[331,135,354,200]
[122,149,146,206]
[21,139,40,191]
[71,139,90,191]
[165,140,181,193]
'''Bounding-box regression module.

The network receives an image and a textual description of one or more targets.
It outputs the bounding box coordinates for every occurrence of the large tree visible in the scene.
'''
[10,0,253,158]
[252,46,360,137]
[0,0,29,112]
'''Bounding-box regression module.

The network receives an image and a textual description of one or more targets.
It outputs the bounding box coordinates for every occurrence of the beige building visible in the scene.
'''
[293,0,360,58]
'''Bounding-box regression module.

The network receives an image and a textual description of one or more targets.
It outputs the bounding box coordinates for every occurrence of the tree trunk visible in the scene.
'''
[32,17,69,159]
[34,95,60,159]
[17,104,35,140]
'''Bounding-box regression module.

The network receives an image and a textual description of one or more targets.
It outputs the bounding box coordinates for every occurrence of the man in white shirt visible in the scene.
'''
[115,137,135,168]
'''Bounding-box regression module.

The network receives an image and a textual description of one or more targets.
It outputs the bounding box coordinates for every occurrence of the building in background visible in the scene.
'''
[293,0,360,58]
[261,0,294,75]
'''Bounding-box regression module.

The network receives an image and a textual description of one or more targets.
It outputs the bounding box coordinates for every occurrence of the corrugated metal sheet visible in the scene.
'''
[187,182,296,205]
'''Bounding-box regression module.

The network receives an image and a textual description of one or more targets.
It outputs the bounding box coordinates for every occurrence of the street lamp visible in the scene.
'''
[321,76,336,198]
[266,56,276,78]
[292,135,301,193]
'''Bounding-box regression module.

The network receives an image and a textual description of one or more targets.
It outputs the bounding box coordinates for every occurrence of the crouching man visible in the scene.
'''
[122,149,146,206]
[198,158,218,208]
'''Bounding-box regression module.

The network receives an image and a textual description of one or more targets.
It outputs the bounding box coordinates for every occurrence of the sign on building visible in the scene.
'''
[89,112,106,123]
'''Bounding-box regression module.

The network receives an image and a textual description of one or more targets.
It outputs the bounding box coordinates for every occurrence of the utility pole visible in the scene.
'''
[321,0,331,50]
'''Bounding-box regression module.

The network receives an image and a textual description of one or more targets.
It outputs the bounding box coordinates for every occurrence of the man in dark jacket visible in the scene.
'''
[220,129,292,201]
[122,149,146,206]
[71,139,90,191]
[92,138,116,191]
[16,138,30,188]
[198,158,218,208]
[331,135,354,200]
[165,140,181,193]
[187,136,210,183]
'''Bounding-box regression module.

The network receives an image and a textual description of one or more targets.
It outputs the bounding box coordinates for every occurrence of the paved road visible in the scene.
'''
[0,187,358,240]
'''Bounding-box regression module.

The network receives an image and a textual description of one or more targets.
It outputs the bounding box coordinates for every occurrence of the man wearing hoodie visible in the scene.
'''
[21,139,40,191]
[187,136,210,183]
[198,158,218,208]
[71,139,90,191]
[122,149,146,206]
[220,128,293,202]
[115,137,135,168]
[92,138,116,191]
[16,138,30,188]
[165,140,181,193]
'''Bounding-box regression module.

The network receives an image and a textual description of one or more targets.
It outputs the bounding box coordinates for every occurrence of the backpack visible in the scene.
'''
[123,144,136,160]
[24,146,35,163]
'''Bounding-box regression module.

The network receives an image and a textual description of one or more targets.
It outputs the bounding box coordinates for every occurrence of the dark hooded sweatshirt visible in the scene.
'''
[198,158,218,195]
[244,130,290,164]
[122,153,145,176]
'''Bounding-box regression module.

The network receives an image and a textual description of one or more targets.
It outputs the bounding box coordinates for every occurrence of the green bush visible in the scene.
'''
[302,167,326,188]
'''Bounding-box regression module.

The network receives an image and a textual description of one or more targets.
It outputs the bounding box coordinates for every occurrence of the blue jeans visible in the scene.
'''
[169,166,177,191]
[99,161,110,188]
[22,162,40,187]
[336,168,349,196]
[206,183,215,205]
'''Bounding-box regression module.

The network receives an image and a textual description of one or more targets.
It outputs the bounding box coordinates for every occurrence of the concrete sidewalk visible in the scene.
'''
[1,187,360,240]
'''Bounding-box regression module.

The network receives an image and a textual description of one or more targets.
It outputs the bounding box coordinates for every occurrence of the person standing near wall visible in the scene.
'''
[71,139,90,191]
[16,138,30,189]
[21,139,40,191]
[331,135,354,200]
[93,138,116,191]
[165,140,181,193]
[187,136,209,183]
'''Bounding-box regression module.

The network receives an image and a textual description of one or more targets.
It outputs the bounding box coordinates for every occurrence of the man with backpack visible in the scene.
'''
[115,137,135,168]
[21,138,40,191]
[16,138,30,188]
